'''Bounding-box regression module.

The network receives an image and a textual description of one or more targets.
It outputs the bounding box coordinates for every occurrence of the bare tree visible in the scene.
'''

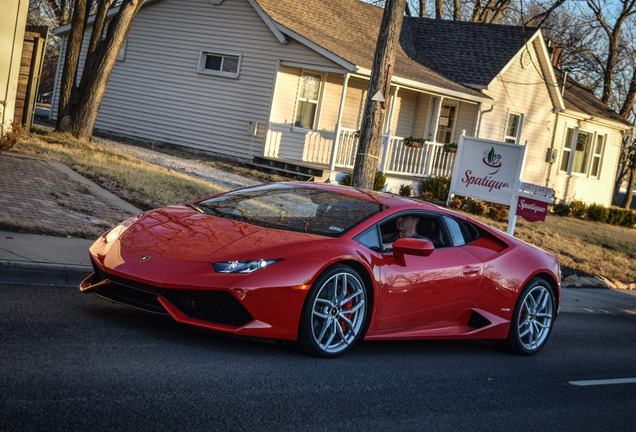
[586,0,636,105]
[55,0,144,140]
[435,0,444,19]
[55,0,89,131]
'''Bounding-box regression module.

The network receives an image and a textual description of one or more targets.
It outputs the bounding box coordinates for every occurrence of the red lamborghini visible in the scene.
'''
[81,182,560,357]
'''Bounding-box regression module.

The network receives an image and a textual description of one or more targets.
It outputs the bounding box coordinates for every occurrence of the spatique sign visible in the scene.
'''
[449,136,526,206]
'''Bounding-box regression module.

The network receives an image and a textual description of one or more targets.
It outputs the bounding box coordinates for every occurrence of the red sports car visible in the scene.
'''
[81,182,560,357]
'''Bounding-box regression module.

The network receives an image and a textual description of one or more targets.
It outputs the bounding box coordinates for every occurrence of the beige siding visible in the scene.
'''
[341,78,367,129]
[480,39,556,187]
[391,89,417,137]
[53,0,342,159]
[548,116,622,206]
[454,101,477,141]
[411,93,432,139]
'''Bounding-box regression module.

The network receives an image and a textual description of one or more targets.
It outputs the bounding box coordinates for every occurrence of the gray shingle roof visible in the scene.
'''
[556,70,632,127]
[399,18,538,88]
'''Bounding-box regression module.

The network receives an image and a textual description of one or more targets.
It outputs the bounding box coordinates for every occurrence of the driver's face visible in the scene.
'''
[396,216,418,232]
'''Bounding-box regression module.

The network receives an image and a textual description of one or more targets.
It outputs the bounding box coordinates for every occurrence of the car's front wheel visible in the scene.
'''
[504,277,556,355]
[297,264,368,358]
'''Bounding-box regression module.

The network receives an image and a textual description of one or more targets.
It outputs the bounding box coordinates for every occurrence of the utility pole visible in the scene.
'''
[351,0,407,190]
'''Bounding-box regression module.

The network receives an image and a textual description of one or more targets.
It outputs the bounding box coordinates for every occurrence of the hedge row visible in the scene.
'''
[552,200,636,228]
[421,176,635,228]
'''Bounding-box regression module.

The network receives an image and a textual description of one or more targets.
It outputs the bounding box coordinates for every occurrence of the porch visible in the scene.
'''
[262,126,457,181]
[261,65,480,187]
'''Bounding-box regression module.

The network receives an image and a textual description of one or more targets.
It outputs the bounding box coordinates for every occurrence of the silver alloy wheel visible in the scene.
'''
[517,284,554,351]
[310,271,366,355]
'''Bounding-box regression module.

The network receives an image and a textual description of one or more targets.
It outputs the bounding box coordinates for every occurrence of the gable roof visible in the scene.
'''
[399,18,539,89]
[556,70,632,128]
[253,0,489,102]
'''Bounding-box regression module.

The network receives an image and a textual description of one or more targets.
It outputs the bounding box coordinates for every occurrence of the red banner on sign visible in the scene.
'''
[517,197,549,222]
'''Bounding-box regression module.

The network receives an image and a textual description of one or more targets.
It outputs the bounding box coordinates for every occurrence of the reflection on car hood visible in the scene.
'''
[119,205,322,261]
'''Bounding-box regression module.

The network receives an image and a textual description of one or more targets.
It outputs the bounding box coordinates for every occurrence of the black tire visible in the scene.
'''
[503,277,556,355]
[297,264,369,358]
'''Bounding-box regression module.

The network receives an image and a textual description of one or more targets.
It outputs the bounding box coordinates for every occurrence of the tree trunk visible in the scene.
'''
[622,169,635,209]
[435,0,443,19]
[419,0,426,17]
[68,0,144,140]
[351,0,406,190]
[55,0,87,131]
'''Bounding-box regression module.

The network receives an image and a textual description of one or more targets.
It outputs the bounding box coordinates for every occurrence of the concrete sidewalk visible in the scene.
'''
[0,151,142,286]
[0,231,93,286]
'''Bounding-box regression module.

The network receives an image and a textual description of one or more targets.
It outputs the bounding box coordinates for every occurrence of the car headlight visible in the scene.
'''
[105,223,128,244]
[213,259,281,274]
[103,213,145,244]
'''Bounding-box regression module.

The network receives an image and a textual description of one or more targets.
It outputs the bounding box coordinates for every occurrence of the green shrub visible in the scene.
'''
[486,204,509,221]
[586,203,609,222]
[374,170,386,192]
[621,210,636,228]
[448,197,462,210]
[398,184,412,197]
[552,202,571,216]
[341,170,386,192]
[464,198,486,216]
[422,176,450,201]
[570,200,587,218]
[607,208,626,226]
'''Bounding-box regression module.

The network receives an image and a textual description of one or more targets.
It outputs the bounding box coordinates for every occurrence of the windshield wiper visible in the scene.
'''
[188,203,204,214]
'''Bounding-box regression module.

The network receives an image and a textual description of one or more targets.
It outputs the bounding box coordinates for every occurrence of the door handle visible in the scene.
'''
[462,265,482,277]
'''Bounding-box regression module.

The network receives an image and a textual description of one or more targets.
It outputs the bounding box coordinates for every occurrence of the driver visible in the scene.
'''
[382,215,426,249]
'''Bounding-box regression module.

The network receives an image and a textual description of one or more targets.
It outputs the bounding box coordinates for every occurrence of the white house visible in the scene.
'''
[51,0,633,205]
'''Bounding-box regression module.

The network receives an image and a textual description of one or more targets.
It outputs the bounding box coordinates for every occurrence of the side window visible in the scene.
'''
[354,226,381,252]
[377,213,449,252]
[442,216,479,246]
[504,112,522,143]
[198,50,241,78]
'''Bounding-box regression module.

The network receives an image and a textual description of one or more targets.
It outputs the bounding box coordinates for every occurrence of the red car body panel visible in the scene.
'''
[81,183,560,346]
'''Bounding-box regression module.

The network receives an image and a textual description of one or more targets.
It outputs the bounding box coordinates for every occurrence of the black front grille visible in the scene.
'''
[163,290,253,327]
[89,265,253,327]
[94,283,168,315]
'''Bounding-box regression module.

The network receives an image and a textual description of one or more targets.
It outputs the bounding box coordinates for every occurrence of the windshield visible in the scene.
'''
[195,184,386,237]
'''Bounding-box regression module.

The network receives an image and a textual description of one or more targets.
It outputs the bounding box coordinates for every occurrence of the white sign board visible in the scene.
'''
[448,136,526,206]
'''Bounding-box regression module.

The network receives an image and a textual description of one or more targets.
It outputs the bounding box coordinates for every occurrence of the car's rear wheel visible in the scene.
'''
[297,264,368,358]
[504,277,556,355]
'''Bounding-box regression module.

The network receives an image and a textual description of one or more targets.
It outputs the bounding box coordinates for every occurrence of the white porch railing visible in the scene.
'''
[335,128,456,178]
[263,125,456,178]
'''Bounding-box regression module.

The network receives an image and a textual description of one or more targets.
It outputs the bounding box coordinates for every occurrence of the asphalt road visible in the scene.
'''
[1,283,635,431]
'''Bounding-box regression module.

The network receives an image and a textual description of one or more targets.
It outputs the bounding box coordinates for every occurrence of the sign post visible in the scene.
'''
[448,136,553,236]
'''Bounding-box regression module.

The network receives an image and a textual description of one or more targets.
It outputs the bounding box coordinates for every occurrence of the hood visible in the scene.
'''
[119,205,323,261]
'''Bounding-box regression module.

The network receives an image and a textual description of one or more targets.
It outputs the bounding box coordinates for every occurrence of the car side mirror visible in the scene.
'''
[392,238,434,265]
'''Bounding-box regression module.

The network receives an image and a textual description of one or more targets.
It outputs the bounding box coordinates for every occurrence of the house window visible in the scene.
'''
[590,134,605,178]
[198,50,241,78]
[435,103,457,144]
[504,112,522,143]
[294,71,322,129]
[560,127,603,177]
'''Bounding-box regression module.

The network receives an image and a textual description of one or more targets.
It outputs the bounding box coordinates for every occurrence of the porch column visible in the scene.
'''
[430,96,444,143]
[426,97,444,175]
[380,85,399,172]
[328,73,350,171]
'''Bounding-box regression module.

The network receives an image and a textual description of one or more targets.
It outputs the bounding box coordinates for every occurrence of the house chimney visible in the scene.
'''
[547,40,563,69]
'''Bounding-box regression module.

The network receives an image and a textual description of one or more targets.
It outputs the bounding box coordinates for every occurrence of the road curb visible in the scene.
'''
[0,260,92,287]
